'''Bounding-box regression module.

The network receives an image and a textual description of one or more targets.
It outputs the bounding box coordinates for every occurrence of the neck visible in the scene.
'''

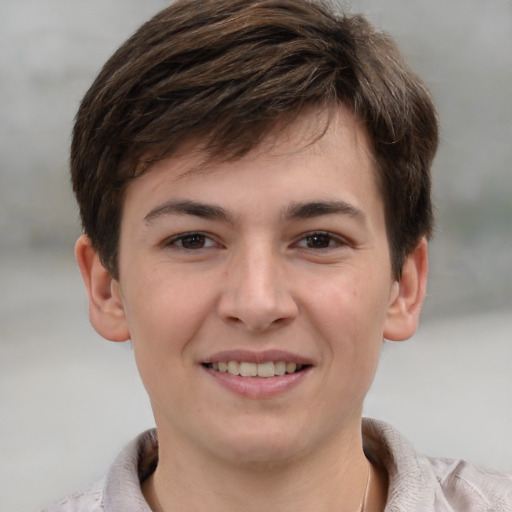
[143,425,385,512]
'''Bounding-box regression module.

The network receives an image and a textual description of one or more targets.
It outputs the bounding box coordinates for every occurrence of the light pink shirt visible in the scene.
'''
[42,418,512,511]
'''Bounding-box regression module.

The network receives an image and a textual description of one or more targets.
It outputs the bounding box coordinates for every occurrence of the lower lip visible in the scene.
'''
[202,366,311,399]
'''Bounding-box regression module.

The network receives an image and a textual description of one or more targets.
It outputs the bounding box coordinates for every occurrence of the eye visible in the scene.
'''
[167,232,217,250]
[295,231,345,249]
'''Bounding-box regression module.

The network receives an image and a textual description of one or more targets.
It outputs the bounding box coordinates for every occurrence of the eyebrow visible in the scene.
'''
[144,200,233,224]
[144,199,365,225]
[283,200,366,222]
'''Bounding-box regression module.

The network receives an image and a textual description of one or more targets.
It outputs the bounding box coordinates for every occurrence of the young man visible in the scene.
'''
[44,0,512,510]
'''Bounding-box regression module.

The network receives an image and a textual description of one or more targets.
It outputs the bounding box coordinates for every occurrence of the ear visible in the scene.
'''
[383,238,429,342]
[75,234,130,342]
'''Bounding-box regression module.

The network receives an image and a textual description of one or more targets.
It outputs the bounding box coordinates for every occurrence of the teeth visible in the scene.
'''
[239,362,258,377]
[286,362,297,374]
[207,360,305,377]
[227,361,239,375]
[257,361,274,378]
[274,361,286,376]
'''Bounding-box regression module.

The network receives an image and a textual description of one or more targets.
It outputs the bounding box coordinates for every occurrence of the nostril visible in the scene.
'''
[217,269,298,331]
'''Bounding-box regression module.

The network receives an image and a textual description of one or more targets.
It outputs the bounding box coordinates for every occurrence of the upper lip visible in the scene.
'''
[201,349,314,366]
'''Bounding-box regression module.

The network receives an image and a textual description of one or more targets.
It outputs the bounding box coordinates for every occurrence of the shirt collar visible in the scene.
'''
[101,420,452,511]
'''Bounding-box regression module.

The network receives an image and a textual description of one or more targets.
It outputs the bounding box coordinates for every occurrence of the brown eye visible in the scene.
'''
[180,234,206,249]
[295,231,347,251]
[168,232,216,250]
[305,233,334,248]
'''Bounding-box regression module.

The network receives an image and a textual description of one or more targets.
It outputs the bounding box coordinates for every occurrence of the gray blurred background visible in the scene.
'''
[1,1,511,511]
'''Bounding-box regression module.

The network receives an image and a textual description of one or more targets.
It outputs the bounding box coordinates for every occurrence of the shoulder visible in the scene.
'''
[40,478,104,512]
[40,429,157,512]
[362,418,512,511]
[428,456,512,511]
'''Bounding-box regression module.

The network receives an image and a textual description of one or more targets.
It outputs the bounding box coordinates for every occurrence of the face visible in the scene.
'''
[88,107,424,468]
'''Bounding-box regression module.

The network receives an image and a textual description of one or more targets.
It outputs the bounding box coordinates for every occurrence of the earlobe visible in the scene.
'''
[75,234,130,342]
[383,238,429,342]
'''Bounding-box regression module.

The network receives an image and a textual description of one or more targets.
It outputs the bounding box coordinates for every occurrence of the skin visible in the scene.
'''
[76,107,428,512]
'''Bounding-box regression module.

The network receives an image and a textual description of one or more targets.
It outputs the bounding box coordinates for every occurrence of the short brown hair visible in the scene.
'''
[71,0,438,279]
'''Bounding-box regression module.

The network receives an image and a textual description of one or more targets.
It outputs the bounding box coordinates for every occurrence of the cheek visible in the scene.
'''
[307,266,390,319]
[121,269,216,359]
[123,274,214,408]
[302,269,390,359]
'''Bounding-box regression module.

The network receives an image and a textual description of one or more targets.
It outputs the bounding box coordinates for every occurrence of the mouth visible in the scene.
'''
[202,361,310,378]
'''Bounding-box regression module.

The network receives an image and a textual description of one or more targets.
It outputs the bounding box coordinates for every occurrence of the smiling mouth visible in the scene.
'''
[203,361,309,378]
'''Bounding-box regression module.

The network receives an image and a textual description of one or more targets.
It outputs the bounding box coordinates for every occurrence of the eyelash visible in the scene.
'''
[165,231,346,251]
[294,231,347,250]
[165,232,218,250]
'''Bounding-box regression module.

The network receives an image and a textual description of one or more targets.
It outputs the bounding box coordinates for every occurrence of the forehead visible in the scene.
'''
[125,106,380,212]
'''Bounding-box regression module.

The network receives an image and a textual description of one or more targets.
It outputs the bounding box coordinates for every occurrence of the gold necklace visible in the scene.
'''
[359,460,371,512]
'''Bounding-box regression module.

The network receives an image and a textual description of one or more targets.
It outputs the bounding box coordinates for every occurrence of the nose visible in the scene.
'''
[217,243,298,332]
